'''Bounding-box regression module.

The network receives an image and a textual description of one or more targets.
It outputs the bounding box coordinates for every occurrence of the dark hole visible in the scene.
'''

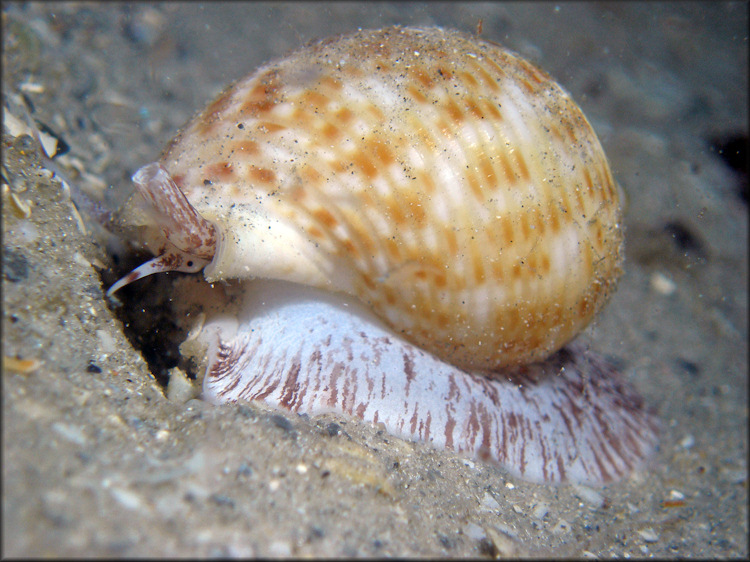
[99,251,192,388]
[708,132,748,203]
[2,249,29,282]
[663,221,703,254]
[675,358,700,377]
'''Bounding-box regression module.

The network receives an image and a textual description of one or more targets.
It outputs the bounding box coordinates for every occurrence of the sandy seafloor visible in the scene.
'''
[2,2,747,558]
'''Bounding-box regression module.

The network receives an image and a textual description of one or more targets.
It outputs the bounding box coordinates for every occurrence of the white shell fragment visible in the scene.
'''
[193,280,658,485]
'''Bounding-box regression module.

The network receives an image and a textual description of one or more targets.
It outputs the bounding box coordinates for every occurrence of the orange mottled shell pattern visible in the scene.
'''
[153,26,623,371]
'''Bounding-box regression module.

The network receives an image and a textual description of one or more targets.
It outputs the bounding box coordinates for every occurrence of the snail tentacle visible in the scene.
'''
[106,248,210,297]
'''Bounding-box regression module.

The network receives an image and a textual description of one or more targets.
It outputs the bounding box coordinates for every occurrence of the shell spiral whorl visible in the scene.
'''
[111,26,656,484]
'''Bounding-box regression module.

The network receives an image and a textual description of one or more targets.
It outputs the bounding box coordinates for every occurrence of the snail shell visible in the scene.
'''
[116,25,623,372]
[112,26,657,483]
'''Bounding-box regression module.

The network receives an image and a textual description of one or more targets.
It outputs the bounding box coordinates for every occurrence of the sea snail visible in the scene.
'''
[111,26,658,484]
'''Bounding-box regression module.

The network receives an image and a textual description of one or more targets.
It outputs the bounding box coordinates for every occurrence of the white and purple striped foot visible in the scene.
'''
[195,280,659,485]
